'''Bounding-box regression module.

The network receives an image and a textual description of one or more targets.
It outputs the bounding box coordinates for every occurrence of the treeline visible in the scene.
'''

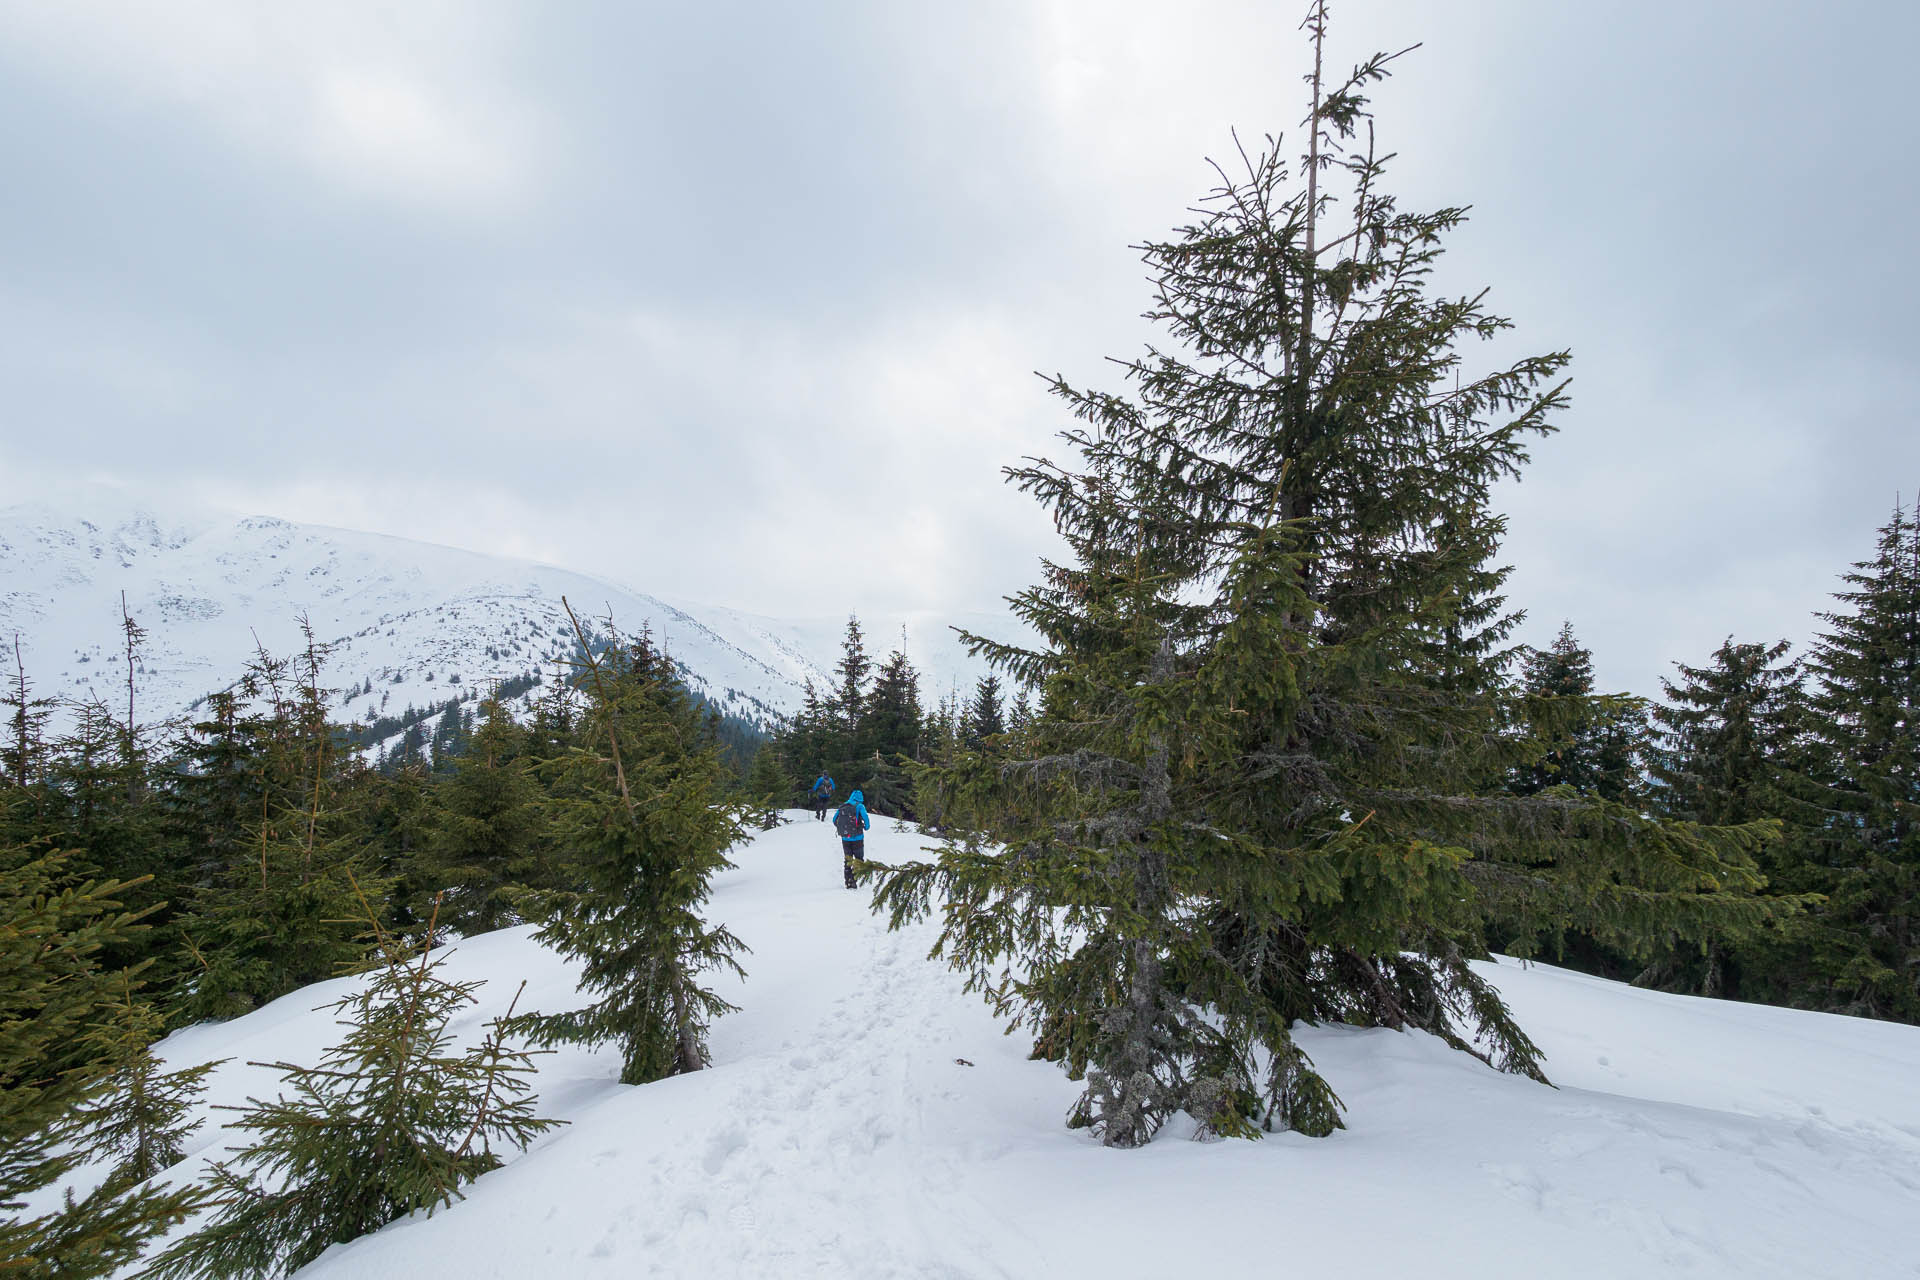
[753,616,1025,823]
[1,607,751,1276]
[762,504,1920,1036]
[1495,503,1920,1021]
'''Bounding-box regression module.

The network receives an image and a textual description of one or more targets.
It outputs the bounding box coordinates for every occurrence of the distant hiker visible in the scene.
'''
[834,789,870,889]
[809,774,836,821]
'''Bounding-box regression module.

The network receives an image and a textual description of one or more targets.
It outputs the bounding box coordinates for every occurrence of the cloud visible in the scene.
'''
[0,0,542,210]
[1,0,1916,700]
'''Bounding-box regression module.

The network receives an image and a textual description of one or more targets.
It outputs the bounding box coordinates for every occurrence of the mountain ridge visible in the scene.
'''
[0,498,1008,743]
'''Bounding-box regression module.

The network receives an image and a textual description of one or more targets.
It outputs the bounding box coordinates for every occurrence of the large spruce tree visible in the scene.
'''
[1800,502,1920,1020]
[874,1,1780,1142]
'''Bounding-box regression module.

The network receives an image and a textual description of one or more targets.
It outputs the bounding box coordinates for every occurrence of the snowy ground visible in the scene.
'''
[121,815,1920,1279]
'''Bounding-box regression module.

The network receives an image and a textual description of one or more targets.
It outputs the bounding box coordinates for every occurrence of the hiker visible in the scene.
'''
[809,773,836,821]
[833,789,870,889]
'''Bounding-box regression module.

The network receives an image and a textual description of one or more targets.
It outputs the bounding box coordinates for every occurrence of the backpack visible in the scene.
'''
[833,802,863,839]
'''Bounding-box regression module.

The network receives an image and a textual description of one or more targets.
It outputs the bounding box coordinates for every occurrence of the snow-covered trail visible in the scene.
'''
[296,813,1044,1279]
[135,814,1920,1279]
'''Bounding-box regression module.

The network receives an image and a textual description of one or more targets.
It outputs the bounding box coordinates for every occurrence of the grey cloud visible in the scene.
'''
[2,0,1916,699]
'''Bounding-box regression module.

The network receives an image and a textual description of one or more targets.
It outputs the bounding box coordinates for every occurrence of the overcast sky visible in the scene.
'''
[1,1,1914,698]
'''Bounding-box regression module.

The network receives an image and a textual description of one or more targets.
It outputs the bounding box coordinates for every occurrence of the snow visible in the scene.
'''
[0,497,1012,738]
[101,815,1920,1278]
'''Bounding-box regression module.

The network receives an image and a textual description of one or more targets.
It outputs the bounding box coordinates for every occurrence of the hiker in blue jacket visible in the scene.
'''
[833,789,871,889]
[809,773,836,821]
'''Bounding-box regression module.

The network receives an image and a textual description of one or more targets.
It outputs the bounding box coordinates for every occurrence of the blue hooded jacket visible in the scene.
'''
[840,790,871,841]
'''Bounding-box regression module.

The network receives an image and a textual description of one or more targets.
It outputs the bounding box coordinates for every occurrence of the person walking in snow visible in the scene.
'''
[833,789,870,889]
[809,773,836,821]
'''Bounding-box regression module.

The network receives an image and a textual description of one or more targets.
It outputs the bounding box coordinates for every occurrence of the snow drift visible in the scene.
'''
[108,817,1920,1279]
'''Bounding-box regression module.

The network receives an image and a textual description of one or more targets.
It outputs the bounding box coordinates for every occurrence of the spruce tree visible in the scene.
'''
[2,640,56,832]
[852,648,926,819]
[909,693,965,836]
[173,628,379,1022]
[348,755,439,933]
[516,604,750,1083]
[1652,639,1807,828]
[1008,687,1034,734]
[143,895,558,1280]
[1639,636,1816,998]
[864,649,926,764]
[1799,501,1920,1020]
[964,675,1006,749]
[526,662,578,765]
[0,845,205,1276]
[745,744,791,830]
[419,696,541,935]
[775,679,835,794]
[833,615,873,744]
[1509,623,1647,804]
[44,699,180,980]
[164,691,266,916]
[117,591,150,805]
[876,2,1780,1141]
[73,978,223,1187]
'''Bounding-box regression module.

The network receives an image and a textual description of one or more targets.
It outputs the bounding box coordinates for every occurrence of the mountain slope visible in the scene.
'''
[0,499,1011,740]
[95,817,1920,1280]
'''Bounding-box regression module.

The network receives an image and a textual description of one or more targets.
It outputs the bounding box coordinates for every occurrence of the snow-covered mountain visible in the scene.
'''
[0,498,1013,742]
[39,817,1920,1279]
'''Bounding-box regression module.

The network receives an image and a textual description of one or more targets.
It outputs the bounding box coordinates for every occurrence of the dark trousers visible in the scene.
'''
[842,839,865,888]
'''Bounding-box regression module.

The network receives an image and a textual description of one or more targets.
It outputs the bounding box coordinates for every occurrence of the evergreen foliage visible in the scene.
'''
[0,601,784,1270]
[873,3,1783,1143]
[73,978,223,1187]
[526,663,578,764]
[1798,502,1920,1020]
[1629,636,1817,996]
[142,894,558,1280]
[4,635,57,795]
[745,745,791,830]
[766,624,932,818]
[866,650,926,764]
[1509,622,1648,804]
[1652,638,1812,832]
[515,604,750,1084]
[964,676,1005,748]
[419,697,542,935]
[172,627,383,1023]
[834,616,872,744]
[0,846,205,1277]
[0,130,1915,1261]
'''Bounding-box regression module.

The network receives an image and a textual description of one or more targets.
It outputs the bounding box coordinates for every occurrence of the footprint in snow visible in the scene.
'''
[703,1126,748,1174]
